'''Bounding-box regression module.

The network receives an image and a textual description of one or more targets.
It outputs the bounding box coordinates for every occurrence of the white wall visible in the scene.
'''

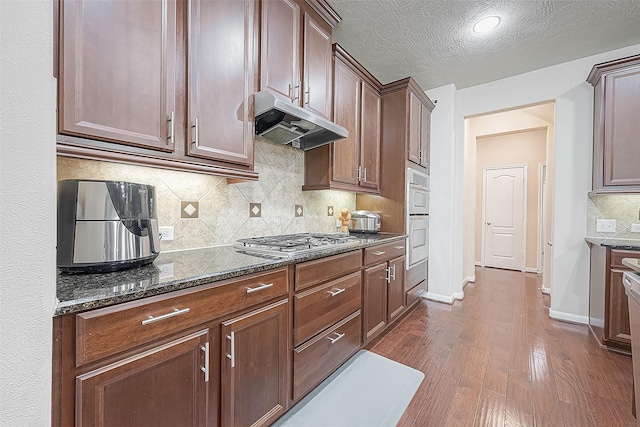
[450,43,640,320]
[425,84,465,303]
[549,83,593,323]
[0,1,57,424]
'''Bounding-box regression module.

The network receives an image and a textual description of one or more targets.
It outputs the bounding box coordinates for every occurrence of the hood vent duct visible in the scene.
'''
[254,90,348,150]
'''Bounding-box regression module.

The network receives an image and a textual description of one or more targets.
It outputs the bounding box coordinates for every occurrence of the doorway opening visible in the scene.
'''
[463,102,555,292]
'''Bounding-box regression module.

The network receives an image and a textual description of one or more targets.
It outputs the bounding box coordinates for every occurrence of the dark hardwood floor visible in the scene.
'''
[370,267,635,426]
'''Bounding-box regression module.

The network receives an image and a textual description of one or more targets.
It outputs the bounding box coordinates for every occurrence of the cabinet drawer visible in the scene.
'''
[406,279,427,307]
[364,240,406,266]
[76,267,288,366]
[295,251,362,291]
[610,249,640,269]
[294,271,361,346]
[293,311,361,401]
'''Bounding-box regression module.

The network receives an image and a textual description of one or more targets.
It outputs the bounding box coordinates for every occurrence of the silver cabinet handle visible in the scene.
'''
[192,118,199,148]
[141,307,190,325]
[391,265,396,281]
[417,289,426,296]
[356,166,362,182]
[624,277,632,287]
[246,283,273,294]
[547,241,553,247]
[328,288,346,297]
[304,87,310,105]
[226,332,235,368]
[385,267,391,284]
[486,222,491,226]
[363,167,367,182]
[327,332,345,344]
[168,111,174,144]
[200,342,210,382]
[394,245,405,250]
[294,80,301,101]
[372,251,386,256]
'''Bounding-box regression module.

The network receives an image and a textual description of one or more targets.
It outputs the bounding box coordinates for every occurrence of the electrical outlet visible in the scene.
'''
[632,224,640,233]
[156,262,174,279]
[596,219,616,233]
[158,226,174,241]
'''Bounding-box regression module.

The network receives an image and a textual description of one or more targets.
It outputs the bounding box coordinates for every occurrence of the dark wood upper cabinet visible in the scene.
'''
[75,329,211,427]
[260,0,300,101]
[588,54,640,192]
[303,44,381,194]
[302,12,332,119]
[221,299,289,427]
[260,0,335,119]
[408,89,431,171]
[332,57,361,186]
[187,0,256,166]
[57,0,259,179]
[58,0,176,152]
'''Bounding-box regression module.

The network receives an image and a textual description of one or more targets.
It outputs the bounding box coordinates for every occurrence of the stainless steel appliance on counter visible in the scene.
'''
[57,180,160,273]
[350,210,381,233]
[405,167,429,292]
[234,233,360,258]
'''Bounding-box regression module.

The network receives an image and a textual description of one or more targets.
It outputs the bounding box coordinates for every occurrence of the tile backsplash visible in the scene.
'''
[57,140,356,251]
[587,194,640,239]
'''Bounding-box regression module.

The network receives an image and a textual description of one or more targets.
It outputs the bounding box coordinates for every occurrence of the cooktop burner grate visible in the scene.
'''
[234,233,358,257]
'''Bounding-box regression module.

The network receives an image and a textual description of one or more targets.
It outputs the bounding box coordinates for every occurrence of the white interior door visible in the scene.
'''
[483,166,525,271]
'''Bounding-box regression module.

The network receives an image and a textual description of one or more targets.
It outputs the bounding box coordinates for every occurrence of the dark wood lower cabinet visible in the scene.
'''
[387,256,406,323]
[363,262,388,342]
[609,268,632,346]
[221,299,289,427]
[76,329,211,427]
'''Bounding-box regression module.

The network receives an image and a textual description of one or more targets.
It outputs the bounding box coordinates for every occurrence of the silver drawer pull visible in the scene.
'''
[417,289,426,296]
[226,332,235,368]
[327,332,345,344]
[328,288,346,297]
[393,246,405,250]
[372,251,386,256]
[246,283,274,294]
[625,277,632,287]
[141,307,190,325]
[200,342,210,382]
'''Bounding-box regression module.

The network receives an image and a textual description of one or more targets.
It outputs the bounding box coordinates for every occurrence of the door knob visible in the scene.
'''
[486,222,491,225]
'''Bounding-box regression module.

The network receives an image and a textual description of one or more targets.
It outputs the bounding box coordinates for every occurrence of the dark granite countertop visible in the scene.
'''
[585,237,640,250]
[623,258,640,274]
[55,233,406,316]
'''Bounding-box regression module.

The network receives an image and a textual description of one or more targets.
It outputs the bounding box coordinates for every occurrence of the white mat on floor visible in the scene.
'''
[273,350,424,427]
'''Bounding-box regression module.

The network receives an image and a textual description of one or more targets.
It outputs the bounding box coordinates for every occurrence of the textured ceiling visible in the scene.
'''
[329,0,640,90]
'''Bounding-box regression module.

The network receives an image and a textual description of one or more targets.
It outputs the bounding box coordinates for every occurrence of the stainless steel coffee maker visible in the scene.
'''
[57,180,160,273]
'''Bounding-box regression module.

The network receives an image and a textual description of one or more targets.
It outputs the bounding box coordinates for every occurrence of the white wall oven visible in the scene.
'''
[406,168,429,290]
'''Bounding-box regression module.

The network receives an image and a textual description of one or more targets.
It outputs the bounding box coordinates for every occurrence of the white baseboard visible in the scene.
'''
[464,275,476,284]
[453,292,464,301]
[540,286,551,295]
[549,309,589,325]
[525,267,539,274]
[422,292,455,304]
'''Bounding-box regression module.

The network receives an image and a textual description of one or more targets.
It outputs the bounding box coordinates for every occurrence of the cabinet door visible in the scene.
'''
[59,0,176,151]
[187,0,255,166]
[359,81,381,190]
[420,103,431,170]
[332,58,360,186]
[408,91,422,165]
[260,0,300,102]
[603,67,640,187]
[302,13,332,119]
[76,329,211,427]
[607,269,632,345]
[221,299,289,427]
[387,256,406,323]
[363,262,388,342]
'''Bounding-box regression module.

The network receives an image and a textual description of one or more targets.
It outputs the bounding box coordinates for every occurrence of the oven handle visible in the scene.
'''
[409,183,429,191]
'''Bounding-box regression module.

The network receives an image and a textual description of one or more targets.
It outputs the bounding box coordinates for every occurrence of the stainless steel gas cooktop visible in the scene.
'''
[234,233,359,258]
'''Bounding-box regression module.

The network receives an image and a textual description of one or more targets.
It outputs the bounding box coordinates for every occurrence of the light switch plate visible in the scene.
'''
[631,224,640,233]
[596,219,616,233]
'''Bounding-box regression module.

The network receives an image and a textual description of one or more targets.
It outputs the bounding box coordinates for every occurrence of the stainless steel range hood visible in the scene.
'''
[254,90,348,150]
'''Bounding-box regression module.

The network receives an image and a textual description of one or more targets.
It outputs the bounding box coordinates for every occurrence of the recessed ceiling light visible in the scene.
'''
[473,16,501,33]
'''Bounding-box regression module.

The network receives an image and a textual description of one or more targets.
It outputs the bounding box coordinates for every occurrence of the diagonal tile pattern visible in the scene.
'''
[56,139,356,251]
